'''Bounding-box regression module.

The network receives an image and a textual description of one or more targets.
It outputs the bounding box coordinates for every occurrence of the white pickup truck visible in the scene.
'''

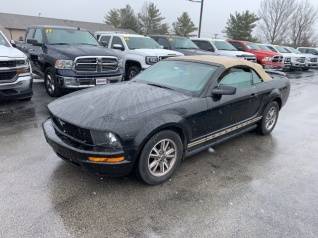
[96,33,183,80]
[0,31,33,100]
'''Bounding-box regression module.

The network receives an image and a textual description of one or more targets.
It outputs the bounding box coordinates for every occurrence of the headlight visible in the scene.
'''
[55,60,73,69]
[91,131,123,152]
[16,59,31,75]
[146,56,159,65]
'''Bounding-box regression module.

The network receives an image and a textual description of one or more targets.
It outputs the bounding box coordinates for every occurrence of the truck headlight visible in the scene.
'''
[146,56,159,65]
[55,60,74,69]
[91,131,123,152]
[262,57,272,62]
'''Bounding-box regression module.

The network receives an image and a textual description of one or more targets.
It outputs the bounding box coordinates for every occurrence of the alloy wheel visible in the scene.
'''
[46,74,55,94]
[265,106,277,131]
[148,139,177,177]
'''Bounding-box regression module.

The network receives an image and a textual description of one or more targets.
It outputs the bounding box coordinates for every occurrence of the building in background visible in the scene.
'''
[0,12,134,41]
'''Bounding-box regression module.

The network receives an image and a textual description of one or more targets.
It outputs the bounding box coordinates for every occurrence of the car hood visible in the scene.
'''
[48,82,191,130]
[129,48,183,56]
[176,48,215,56]
[47,44,119,60]
[0,45,26,59]
[216,50,255,57]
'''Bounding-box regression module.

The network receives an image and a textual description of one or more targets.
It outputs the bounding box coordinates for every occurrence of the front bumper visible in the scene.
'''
[56,74,123,89]
[43,119,133,176]
[0,75,33,100]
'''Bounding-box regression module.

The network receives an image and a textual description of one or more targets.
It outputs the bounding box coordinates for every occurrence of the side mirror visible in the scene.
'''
[212,85,236,96]
[113,44,125,51]
[27,39,43,47]
[10,40,16,47]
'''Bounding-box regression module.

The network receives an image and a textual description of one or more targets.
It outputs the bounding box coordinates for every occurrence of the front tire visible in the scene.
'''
[137,130,183,185]
[44,67,63,97]
[257,101,280,135]
[125,65,141,81]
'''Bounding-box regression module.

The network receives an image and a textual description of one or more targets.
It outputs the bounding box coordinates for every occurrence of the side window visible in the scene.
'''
[33,28,43,43]
[100,35,111,47]
[193,41,214,52]
[111,36,124,49]
[230,42,244,51]
[252,70,263,84]
[219,68,253,89]
[157,38,170,49]
[26,28,35,41]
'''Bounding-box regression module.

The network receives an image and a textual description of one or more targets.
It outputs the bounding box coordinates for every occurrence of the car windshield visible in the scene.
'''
[125,36,161,49]
[258,44,271,51]
[170,37,199,49]
[276,46,290,53]
[0,33,10,47]
[134,61,217,94]
[213,40,237,51]
[246,42,261,50]
[286,47,301,54]
[45,28,99,46]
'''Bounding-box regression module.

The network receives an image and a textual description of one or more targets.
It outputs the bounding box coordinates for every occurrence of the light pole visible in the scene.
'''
[188,0,204,38]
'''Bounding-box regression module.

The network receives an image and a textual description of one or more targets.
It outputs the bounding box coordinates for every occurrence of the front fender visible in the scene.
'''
[133,112,189,157]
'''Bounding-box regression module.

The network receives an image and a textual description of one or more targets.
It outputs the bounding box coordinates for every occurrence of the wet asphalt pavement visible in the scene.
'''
[1,71,318,238]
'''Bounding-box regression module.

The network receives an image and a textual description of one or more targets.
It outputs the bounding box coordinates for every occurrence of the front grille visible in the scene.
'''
[272,56,283,62]
[0,60,26,68]
[74,57,118,72]
[311,58,318,63]
[297,57,306,63]
[0,71,16,81]
[52,116,93,144]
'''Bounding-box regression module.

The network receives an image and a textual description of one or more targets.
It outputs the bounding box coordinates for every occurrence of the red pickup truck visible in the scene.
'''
[228,40,283,70]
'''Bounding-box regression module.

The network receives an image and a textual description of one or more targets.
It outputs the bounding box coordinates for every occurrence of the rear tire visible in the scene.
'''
[257,101,280,135]
[137,130,183,185]
[125,65,141,81]
[44,67,63,97]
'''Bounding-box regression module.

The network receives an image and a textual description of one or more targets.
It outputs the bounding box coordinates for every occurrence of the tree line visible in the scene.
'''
[104,0,318,47]
[104,3,197,36]
[225,0,318,47]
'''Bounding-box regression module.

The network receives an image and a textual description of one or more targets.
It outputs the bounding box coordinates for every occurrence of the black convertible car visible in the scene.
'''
[43,55,290,185]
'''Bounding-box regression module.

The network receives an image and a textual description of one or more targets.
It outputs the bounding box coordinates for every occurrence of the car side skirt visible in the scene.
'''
[187,116,263,150]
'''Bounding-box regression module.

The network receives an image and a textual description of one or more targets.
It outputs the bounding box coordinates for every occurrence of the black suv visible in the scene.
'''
[150,35,215,56]
[18,26,123,97]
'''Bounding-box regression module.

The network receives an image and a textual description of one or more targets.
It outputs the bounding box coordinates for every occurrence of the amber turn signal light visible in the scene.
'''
[88,156,124,163]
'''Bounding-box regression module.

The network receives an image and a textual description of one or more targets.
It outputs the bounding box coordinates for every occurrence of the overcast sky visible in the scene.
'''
[1,0,318,37]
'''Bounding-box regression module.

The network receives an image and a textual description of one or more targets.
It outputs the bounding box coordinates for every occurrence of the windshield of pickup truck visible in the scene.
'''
[246,42,261,50]
[257,44,271,51]
[276,46,290,53]
[0,32,10,47]
[285,47,301,54]
[125,37,161,50]
[45,28,99,46]
[170,37,199,50]
[212,40,237,51]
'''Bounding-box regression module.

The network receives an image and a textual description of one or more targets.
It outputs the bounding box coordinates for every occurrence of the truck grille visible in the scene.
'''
[74,57,118,72]
[0,71,17,81]
[52,116,93,144]
[0,60,25,68]
[297,57,306,63]
[311,58,318,63]
[272,56,283,62]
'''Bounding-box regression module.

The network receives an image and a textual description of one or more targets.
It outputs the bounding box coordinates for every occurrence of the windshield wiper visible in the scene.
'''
[50,43,70,45]
[146,83,175,91]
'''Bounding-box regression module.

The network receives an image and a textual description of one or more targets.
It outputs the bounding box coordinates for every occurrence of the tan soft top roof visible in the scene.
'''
[172,55,272,81]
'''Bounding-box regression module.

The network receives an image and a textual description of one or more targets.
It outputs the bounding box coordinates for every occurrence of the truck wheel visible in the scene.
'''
[257,101,280,135]
[126,65,141,80]
[45,67,62,97]
[137,130,183,185]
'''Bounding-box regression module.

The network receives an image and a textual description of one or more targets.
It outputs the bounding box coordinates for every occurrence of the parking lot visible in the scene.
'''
[1,70,318,238]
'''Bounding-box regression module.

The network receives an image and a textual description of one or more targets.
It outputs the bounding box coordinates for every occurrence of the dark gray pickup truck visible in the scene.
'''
[17,25,123,97]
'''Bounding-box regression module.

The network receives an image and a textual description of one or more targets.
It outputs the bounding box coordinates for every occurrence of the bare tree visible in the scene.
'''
[289,0,318,47]
[258,0,296,44]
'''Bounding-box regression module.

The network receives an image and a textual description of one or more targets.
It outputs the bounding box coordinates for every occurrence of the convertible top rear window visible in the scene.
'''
[134,61,217,94]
